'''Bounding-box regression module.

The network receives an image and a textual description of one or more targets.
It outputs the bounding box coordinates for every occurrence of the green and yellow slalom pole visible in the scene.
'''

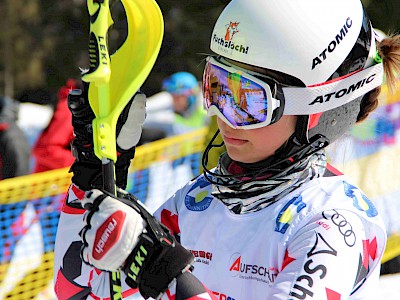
[81,0,163,298]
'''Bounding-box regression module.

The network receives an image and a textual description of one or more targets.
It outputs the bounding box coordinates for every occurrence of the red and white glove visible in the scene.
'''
[80,188,194,299]
[80,189,146,271]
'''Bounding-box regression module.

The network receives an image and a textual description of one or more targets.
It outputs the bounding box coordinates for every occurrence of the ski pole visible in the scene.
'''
[81,1,122,298]
[82,0,164,298]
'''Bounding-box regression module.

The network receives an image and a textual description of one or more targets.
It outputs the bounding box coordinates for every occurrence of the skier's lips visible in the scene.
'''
[222,134,248,146]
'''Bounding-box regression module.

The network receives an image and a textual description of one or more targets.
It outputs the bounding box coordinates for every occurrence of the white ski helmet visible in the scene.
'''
[209,0,382,145]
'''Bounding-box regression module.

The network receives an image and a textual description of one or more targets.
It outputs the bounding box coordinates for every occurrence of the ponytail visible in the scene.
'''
[357,33,400,122]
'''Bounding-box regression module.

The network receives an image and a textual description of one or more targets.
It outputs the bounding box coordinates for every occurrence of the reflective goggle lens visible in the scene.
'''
[203,57,271,127]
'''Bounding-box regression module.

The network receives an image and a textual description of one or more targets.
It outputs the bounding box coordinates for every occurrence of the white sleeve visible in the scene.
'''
[269,209,381,299]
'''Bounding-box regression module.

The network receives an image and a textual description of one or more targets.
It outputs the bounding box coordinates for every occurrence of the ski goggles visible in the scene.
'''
[202,56,384,130]
[202,56,285,129]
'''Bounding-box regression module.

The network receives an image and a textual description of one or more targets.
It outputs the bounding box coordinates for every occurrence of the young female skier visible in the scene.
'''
[54,0,400,299]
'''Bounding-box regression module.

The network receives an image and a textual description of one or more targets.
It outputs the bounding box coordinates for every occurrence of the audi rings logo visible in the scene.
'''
[322,209,356,247]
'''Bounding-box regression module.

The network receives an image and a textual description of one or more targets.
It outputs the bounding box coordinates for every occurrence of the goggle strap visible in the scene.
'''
[282,63,384,115]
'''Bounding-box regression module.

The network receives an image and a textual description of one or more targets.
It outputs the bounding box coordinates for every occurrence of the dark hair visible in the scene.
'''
[357,34,400,122]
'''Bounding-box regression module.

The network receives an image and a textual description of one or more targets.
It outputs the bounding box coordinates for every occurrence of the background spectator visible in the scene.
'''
[145,72,207,137]
[32,79,80,173]
[0,96,30,179]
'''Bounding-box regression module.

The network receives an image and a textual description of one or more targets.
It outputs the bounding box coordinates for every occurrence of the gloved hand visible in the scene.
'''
[68,83,146,190]
[80,189,146,270]
[80,189,194,299]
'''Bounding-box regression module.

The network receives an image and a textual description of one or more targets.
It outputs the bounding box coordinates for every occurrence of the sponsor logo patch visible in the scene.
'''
[290,232,337,299]
[93,210,125,259]
[275,195,306,234]
[343,182,378,217]
[212,21,250,55]
[190,249,213,265]
[312,17,353,70]
[184,177,213,211]
[228,252,277,285]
